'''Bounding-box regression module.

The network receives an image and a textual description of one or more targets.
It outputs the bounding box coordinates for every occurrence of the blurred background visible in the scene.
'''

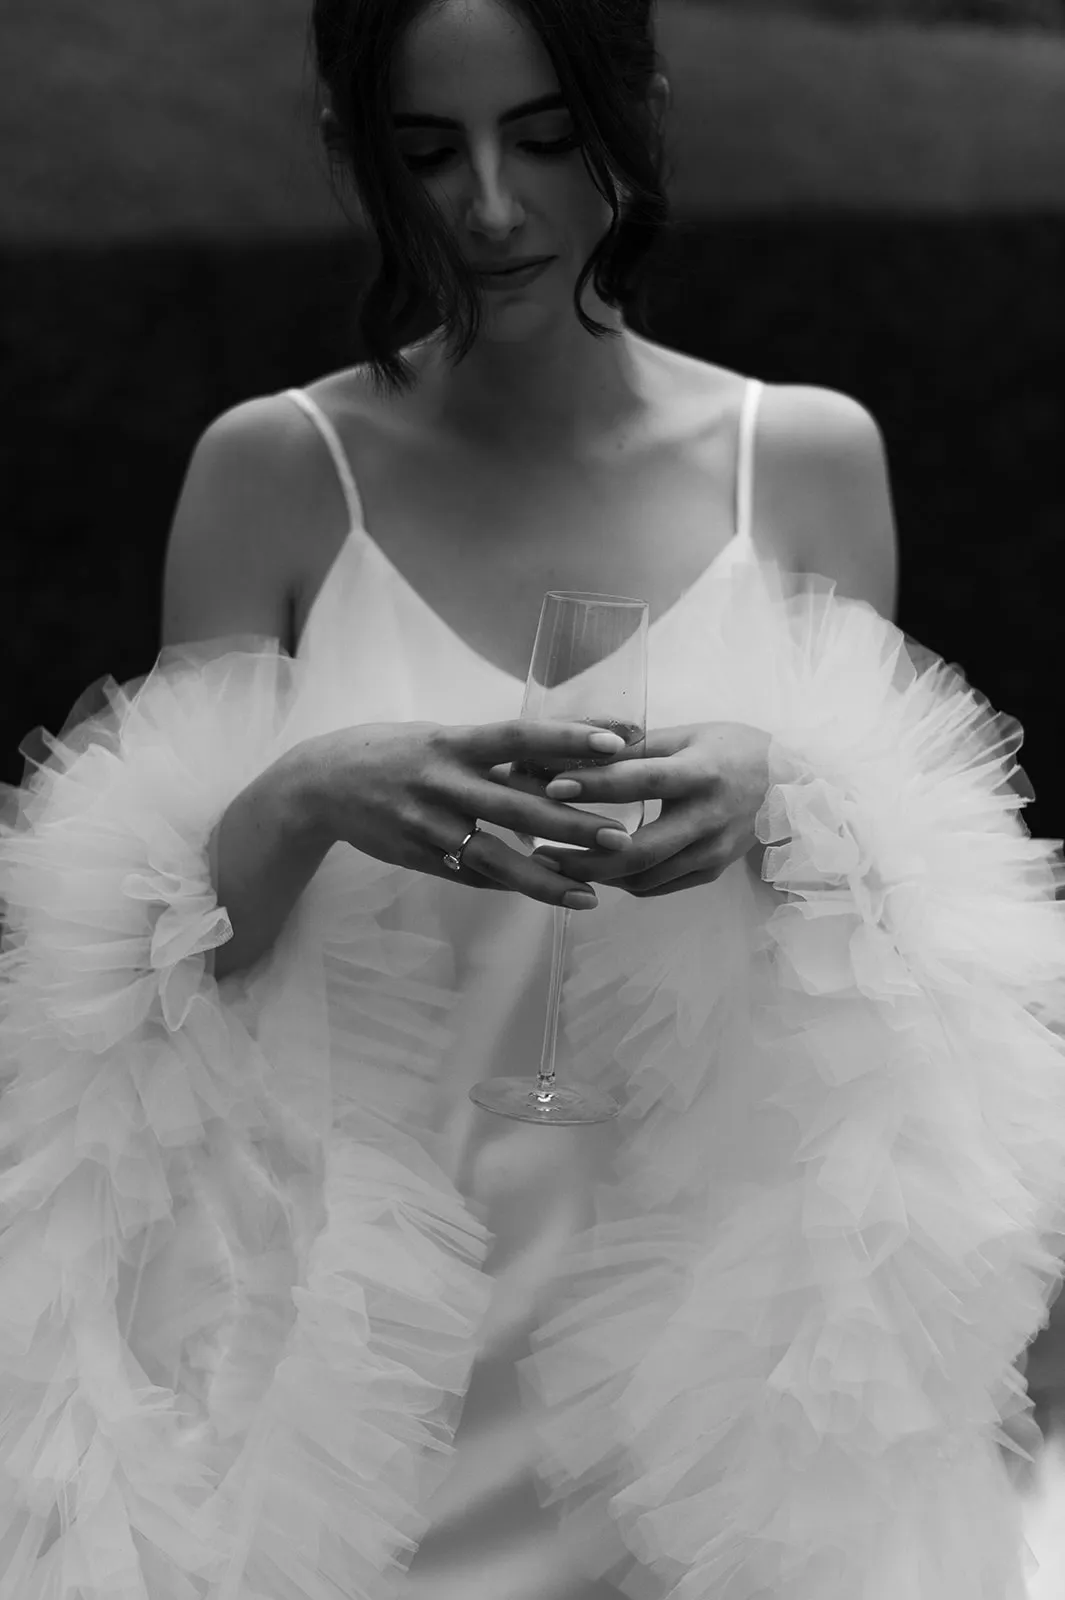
[2,0,1064,1563]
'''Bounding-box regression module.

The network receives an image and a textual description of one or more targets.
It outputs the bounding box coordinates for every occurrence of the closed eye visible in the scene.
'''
[403,135,582,172]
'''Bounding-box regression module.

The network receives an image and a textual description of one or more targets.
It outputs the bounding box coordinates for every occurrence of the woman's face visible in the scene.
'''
[391,0,619,341]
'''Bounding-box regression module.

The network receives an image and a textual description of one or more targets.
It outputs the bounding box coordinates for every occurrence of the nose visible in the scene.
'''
[466,142,524,236]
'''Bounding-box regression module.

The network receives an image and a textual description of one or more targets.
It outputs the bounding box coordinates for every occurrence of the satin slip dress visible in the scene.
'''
[279,373,764,1600]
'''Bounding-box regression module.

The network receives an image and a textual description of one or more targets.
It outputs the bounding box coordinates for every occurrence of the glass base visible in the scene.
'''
[468,1076,619,1125]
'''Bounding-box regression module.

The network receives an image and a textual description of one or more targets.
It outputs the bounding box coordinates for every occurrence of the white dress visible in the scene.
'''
[282,379,764,1600]
[2,373,1065,1600]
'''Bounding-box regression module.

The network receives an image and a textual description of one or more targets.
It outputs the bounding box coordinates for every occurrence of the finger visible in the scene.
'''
[640,727,694,760]
[452,863,507,891]
[534,813,719,883]
[613,836,730,894]
[459,776,637,855]
[456,829,601,911]
[623,866,727,898]
[543,755,697,806]
[532,849,728,897]
[453,719,627,769]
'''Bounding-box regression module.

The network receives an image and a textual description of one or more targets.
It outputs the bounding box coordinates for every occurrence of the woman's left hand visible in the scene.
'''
[534,723,773,897]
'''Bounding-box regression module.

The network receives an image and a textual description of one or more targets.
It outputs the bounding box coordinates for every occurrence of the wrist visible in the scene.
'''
[273,739,336,854]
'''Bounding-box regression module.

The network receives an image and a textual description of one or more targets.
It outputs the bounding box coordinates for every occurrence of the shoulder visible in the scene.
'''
[758,382,884,452]
[182,390,324,515]
[161,391,331,650]
[197,388,350,495]
[755,382,899,619]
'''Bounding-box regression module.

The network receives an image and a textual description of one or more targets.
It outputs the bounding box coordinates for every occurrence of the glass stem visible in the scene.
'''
[537,905,571,1100]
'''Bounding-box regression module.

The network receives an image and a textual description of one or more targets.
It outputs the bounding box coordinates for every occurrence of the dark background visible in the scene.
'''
[3,215,1062,834]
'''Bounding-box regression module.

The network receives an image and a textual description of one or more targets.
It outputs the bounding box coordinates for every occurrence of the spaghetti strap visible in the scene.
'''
[284,387,363,533]
[735,378,764,549]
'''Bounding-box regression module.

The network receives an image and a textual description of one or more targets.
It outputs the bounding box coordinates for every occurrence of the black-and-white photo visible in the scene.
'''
[2,2,1064,1594]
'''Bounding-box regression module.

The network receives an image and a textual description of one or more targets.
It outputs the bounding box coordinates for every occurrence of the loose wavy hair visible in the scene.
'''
[308,0,680,399]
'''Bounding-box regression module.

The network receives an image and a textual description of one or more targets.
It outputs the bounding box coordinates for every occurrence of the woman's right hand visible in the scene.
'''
[294,720,634,909]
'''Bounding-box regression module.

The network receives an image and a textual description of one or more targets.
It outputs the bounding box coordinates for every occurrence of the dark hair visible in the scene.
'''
[308,0,679,400]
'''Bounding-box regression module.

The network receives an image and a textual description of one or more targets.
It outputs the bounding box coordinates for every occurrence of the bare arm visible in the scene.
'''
[162,397,330,981]
[161,396,306,652]
[745,384,901,885]
[757,384,901,619]
[206,751,333,982]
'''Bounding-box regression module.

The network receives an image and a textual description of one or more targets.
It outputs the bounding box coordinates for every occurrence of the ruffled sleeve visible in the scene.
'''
[0,640,492,1599]
[748,577,1065,1016]
[0,641,306,1595]
[517,561,1065,1600]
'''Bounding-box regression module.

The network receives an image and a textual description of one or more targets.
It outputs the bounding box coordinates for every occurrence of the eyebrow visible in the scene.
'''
[393,93,568,131]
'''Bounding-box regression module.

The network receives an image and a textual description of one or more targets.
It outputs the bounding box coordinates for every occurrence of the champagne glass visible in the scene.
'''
[468,592,649,1125]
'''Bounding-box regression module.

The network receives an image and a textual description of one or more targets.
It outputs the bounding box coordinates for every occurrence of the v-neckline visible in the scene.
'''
[291,372,758,675]
[325,520,746,686]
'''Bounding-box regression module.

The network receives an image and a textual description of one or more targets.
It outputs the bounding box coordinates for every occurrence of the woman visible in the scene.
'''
[2,0,1064,1596]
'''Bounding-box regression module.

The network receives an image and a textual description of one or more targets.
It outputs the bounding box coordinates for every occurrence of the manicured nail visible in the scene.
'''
[588,730,625,752]
[546,779,582,799]
[564,891,599,910]
[596,828,631,851]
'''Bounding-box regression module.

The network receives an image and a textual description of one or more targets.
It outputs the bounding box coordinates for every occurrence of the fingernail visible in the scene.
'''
[537,857,562,873]
[564,891,599,910]
[596,828,631,851]
[588,730,625,753]
[546,779,581,799]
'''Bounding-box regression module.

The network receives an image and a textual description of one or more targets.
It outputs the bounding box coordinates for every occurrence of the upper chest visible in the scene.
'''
[291,361,779,679]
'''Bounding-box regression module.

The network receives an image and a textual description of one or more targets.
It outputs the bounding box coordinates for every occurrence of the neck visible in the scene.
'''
[409,316,651,459]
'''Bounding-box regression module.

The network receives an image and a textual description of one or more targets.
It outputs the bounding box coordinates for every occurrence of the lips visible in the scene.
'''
[475,256,552,275]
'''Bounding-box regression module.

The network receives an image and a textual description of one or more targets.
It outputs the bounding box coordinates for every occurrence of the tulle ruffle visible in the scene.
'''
[514,562,1065,1600]
[2,556,1065,1599]
[0,640,492,1599]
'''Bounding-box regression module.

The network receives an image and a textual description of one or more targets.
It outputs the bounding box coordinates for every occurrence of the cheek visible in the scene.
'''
[569,171,617,231]
[525,163,612,235]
